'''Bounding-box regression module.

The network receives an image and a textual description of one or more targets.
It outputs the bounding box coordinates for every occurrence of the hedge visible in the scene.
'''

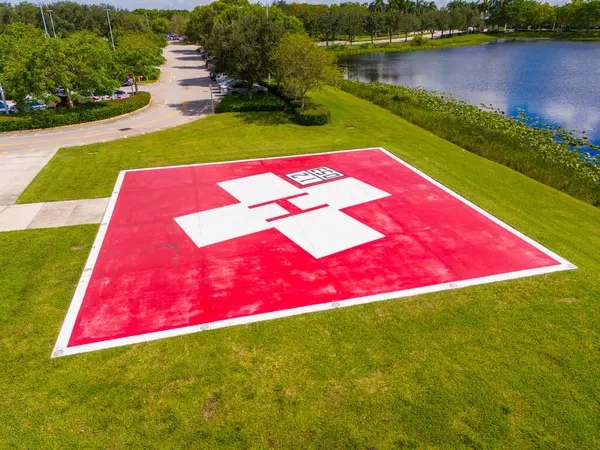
[215,93,286,113]
[293,101,331,126]
[0,92,151,132]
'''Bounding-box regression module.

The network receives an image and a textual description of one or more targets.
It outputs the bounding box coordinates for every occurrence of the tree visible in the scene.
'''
[435,9,450,36]
[115,31,166,93]
[272,34,339,107]
[398,12,419,41]
[151,17,169,34]
[206,12,285,98]
[169,13,189,34]
[0,25,122,108]
[383,9,401,42]
[339,6,366,44]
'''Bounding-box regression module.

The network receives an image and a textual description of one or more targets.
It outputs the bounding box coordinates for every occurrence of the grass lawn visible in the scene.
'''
[489,30,600,41]
[330,33,497,56]
[3,88,600,447]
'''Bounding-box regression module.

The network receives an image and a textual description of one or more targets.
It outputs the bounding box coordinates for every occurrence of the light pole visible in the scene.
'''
[0,84,8,116]
[264,1,271,84]
[47,9,57,38]
[38,2,49,38]
[106,8,115,51]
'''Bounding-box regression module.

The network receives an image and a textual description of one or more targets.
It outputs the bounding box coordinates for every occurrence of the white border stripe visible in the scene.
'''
[51,148,576,358]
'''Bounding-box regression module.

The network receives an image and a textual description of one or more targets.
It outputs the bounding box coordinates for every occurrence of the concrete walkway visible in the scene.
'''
[0,198,109,232]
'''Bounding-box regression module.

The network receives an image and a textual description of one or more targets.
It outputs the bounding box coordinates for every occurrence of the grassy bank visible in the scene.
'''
[330,33,497,56]
[489,30,600,41]
[3,87,600,447]
[339,80,600,206]
[0,93,151,132]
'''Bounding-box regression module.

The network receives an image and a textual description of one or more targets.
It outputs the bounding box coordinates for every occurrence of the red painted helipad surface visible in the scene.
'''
[53,148,574,357]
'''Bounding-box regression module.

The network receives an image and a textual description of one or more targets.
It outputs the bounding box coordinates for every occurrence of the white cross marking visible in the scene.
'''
[175,173,391,259]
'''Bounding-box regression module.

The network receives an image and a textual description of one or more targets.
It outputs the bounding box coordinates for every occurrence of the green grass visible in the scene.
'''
[489,30,600,41]
[330,33,497,56]
[4,88,600,447]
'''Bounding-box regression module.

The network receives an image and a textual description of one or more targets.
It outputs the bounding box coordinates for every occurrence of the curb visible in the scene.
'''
[0,96,153,135]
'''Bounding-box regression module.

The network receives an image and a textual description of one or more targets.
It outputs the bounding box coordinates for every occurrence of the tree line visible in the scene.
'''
[488,0,600,32]
[268,0,600,43]
[187,0,339,106]
[0,2,189,36]
[270,0,484,44]
[0,23,166,108]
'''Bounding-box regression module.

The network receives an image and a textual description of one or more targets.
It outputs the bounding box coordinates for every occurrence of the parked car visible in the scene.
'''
[9,100,48,113]
[91,93,111,102]
[216,74,230,84]
[222,82,268,96]
[111,89,131,100]
[218,78,237,93]
[0,101,10,114]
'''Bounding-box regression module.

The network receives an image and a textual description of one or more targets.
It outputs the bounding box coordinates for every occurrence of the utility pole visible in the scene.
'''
[47,9,57,38]
[0,84,8,115]
[145,12,150,29]
[106,8,115,51]
[266,2,271,84]
[39,3,49,38]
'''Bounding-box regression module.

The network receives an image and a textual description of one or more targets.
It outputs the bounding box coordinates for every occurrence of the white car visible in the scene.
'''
[223,82,268,96]
[111,90,131,100]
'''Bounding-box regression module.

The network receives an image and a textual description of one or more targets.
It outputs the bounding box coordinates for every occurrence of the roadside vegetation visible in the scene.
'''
[275,0,600,47]
[5,87,600,447]
[490,29,600,40]
[188,0,340,124]
[0,92,150,132]
[331,32,496,56]
[0,23,164,111]
[0,3,190,37]
[340,80,600,206]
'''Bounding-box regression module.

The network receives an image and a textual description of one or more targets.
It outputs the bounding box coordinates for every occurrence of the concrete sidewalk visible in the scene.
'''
[0,198,108,232]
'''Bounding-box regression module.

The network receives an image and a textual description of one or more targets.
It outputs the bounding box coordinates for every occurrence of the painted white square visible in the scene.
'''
[272,206,385,258]
[218,173,301,206]
[289,177,391,211]
[175,203,284,247]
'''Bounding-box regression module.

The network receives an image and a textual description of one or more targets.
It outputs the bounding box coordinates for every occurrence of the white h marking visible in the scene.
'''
[175,173,391,258]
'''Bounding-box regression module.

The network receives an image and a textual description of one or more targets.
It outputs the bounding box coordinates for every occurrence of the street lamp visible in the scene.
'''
[0,84,8,116]
[261,1,271,84]
[47,9,57,38]
[106,8,116,51]
[38,2,49,38]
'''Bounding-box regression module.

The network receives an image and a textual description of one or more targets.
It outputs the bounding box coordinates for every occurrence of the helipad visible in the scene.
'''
[53,148,575,357]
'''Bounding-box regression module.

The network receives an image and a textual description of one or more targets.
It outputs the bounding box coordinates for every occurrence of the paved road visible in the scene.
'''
[0,44,218,208]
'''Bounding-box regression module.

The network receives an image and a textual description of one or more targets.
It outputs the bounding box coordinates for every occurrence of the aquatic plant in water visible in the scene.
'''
[340,80,600,206]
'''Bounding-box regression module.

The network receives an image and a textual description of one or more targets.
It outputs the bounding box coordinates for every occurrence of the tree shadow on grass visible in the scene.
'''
[236,110,294,126]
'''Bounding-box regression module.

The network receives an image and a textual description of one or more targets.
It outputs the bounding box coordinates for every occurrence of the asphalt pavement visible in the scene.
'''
[0,43,219,209]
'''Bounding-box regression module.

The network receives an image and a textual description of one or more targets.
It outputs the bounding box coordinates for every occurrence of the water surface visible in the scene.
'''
[339,40,600,152]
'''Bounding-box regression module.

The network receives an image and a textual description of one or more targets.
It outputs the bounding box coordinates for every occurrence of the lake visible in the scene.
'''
[338,40,600,153]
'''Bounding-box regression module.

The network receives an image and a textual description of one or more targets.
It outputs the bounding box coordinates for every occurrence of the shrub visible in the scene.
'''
[0,93,151,132]
[294,103,331,126]
[340,79,600,206]
[411,35,427,46]
[215,93,286,113]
